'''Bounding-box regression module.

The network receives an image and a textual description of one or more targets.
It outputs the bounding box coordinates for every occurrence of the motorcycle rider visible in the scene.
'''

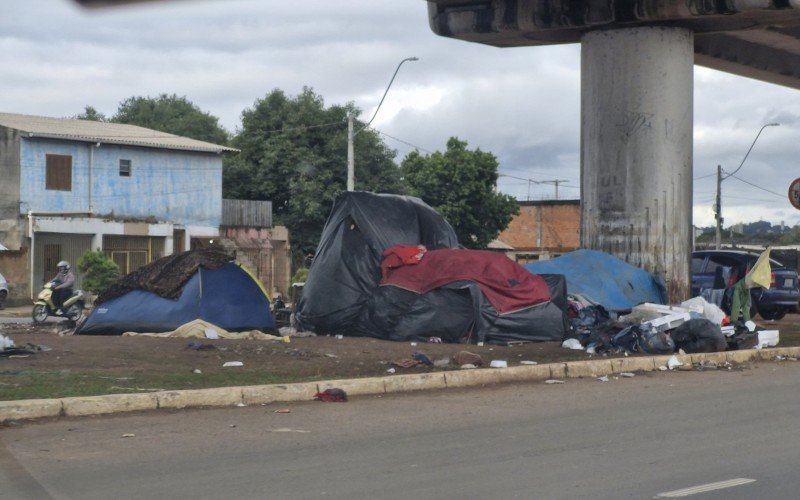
[50,261,76,314]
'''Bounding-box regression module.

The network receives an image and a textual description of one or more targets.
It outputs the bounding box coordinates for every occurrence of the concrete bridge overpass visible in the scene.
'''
[428,0,800,302]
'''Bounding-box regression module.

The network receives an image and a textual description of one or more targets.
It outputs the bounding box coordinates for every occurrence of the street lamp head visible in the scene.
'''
[407,57,419,62]
[766,122,780,127]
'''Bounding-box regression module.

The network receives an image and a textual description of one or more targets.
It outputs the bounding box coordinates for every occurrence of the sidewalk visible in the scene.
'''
[1,345,795,423]
[0,305,32,319]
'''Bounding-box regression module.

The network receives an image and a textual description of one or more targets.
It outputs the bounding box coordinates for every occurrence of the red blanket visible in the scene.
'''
[380,247,550,314]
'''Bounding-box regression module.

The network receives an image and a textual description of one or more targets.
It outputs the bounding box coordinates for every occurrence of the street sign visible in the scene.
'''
[790,177,800,210]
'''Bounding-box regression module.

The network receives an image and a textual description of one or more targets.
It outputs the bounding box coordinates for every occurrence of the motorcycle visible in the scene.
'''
[32,281,86,324]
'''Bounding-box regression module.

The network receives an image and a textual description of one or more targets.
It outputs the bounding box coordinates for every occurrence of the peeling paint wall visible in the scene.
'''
[18,138,222,228]
[0,126,23,250]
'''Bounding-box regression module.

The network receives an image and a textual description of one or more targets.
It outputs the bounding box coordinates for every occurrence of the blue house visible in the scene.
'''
[0,112,236,302]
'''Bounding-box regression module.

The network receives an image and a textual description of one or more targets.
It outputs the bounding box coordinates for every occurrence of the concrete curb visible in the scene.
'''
[2,346,799,423]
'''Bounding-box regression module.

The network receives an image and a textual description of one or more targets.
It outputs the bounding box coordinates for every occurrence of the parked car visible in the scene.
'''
[691,250,800,320]
[0,272,7,310]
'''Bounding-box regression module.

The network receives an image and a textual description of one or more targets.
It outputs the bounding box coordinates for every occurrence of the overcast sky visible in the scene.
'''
[2,0,799,228]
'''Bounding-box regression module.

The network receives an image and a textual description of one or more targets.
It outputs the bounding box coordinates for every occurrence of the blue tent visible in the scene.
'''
[77,263,274,335]
[524,249,666,312]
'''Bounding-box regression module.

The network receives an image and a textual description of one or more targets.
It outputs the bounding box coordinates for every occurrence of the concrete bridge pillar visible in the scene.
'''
[581,27,693,303]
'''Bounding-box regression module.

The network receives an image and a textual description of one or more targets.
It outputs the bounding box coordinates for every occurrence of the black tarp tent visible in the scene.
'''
[295,191,569,343]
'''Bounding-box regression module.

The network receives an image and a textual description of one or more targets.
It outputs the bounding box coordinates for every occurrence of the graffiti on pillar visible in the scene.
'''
[598,173,625,211]
[615,110,653,140]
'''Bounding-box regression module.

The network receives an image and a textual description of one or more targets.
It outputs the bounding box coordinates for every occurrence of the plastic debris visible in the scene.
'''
[387,367,396,374]
[460,364,477,369]
[314,388,348,402]
[204,328,219,340]
[222,361,244,367]
[745,320,756,332]
[236,403,247,407]
[433,358,451,368]
[620,372,635,378]
[274,408,291,413]
[335,334,344,340]
[428,337,443,344]
[520,360,538,365]
[122,433,135,438]
[597,375,609,382]
[657,365,668,371]
[545,379,565,384]
[0,334,16,351]
[489,360,508,368]
[756,330,780,349]
[667,355,683,370]
[193,369,202,374]
[561,338,584,350]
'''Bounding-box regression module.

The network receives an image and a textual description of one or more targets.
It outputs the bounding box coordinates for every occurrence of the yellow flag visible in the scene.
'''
[745,247,772,289]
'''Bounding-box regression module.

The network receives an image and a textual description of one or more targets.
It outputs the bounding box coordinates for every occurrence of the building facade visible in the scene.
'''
[497,199,580,263]
[0,112,236,303]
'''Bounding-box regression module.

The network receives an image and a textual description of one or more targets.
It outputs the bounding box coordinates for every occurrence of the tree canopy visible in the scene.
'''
[223,87,403,263]
[75,106,108,122]
[401,137,518,248]
[111,93,229,145]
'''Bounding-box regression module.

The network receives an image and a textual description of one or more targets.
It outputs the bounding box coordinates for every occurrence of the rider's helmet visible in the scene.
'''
[57,261,70,272]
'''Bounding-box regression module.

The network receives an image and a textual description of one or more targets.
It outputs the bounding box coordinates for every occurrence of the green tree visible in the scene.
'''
[401,137,519,248]
[112,93,229,145]
[77,250,120,297]
[224,87,403,263]
[75,105,108,122]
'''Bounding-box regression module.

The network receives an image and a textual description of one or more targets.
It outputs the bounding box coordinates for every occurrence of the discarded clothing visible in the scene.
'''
[314,388,348,402]
[381,244,427,279]
[730,279,752,323]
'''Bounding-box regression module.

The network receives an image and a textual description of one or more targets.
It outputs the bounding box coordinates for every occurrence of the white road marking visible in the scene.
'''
[655,478,756,498]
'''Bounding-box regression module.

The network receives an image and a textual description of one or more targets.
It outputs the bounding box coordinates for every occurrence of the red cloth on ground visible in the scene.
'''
[381,245,427,280]
[380,247,551,314]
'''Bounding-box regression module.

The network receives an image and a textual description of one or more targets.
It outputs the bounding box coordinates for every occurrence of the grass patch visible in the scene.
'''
[0,370,319,401]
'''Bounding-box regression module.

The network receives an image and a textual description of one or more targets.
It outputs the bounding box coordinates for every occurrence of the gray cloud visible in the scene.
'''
[2,0,799,226]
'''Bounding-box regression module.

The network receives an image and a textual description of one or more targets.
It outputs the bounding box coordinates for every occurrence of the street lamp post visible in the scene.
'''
[714,122,779,249]
[347,57,418,191]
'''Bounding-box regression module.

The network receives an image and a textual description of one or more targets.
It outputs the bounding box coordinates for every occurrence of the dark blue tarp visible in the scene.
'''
[77,263,274,335]
[524,249,666,312]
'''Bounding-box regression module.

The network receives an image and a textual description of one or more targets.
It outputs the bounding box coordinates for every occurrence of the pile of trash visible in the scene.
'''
[0,333,50,357]
[562,296,778,355]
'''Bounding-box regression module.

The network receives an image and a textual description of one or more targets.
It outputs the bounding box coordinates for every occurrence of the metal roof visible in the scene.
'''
[0,112,237,154]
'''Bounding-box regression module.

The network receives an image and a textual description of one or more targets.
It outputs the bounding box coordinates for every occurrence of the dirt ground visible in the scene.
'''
[1,314,798,401]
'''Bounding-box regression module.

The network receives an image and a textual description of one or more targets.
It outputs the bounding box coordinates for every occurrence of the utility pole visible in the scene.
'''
[714,122,778,249]
[715,164,722,250]
[346,112,355,191]
[540,179,569,199]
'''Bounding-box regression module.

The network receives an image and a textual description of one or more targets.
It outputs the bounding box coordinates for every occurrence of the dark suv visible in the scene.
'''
[692,250,800,320]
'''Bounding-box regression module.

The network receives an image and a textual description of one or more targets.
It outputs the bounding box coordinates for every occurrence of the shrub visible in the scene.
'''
[77,250,120,296]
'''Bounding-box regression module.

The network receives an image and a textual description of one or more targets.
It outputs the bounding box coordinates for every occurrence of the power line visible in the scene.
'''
[375,130,434,154]
[727,173,785,198]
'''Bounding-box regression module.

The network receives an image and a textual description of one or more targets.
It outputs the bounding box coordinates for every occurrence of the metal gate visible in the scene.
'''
[33,233,93,291]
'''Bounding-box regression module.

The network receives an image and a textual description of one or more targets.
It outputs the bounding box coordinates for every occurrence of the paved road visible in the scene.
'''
[2,363,800,500]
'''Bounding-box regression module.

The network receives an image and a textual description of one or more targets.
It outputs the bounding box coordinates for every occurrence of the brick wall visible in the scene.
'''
[498,201,580,251]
